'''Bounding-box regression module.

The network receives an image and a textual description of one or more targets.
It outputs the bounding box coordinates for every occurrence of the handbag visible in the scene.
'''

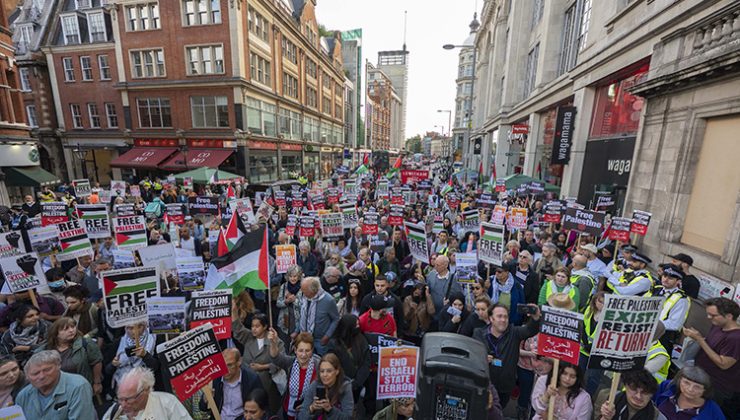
[272,368,288,395]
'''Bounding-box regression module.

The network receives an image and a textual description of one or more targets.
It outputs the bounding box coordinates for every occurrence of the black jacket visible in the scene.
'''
[199,367,264,413]
[508,264,541,304]
[360,291,405,334]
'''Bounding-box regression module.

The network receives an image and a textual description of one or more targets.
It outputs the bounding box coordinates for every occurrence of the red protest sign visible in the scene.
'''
[41,202,68,226]
[400,170,429,185]
[299,216,315,237]
[630,210,651,236]
[608,217,632,242]
[537,306,583,365]
[362,212,379,235]
[157,323,227,402]
[389,205,404,226]
[377,346,419,400]
[542,202,563,224]
[285,215,297,236]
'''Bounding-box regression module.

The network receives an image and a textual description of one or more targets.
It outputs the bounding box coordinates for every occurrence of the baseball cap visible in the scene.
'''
[669,253,693,266]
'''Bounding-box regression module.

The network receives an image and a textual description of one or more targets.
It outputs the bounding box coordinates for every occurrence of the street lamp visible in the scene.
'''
[442,42,477,174]
[437,109,452,137]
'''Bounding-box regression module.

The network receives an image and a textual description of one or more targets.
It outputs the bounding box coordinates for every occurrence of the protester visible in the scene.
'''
[327,315,371,404]
[579,291,606,395]
[569,254,596,311]
[425,254,462,317]
[61,285,98,338]
[269,329,319,420]
[645,263,690,355]
[277,265,304,338]
[538,267,580,312]
[531,361,592,419]
[597,369,664,420]
[653,366,726,419]
[37,317,103,393]
[360,275,404,331]
[667,253,700,299]
[438,291,469,333]
[489,265,526,325]
[508,250,540,304]
[107,321,159,392]
[0,355,26,407]
[295,276,339,355]
[0,303,50,367]
[104,366,192,419]
[298,352,354,419]
[244,388,277,420]
[16,350,96,419]
[337,278,362,317]
[199,348,264,420]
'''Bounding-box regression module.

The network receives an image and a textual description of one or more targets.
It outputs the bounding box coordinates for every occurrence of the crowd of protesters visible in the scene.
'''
[0,158,737,420]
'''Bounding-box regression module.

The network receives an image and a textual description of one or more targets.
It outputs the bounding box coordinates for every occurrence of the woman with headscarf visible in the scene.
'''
[327,315,371,403]
[0,304,50,367]
[106,320,160,392]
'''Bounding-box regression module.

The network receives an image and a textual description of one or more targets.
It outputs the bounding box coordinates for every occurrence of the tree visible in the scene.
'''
[405,135,422,153]
[318,24,334,38]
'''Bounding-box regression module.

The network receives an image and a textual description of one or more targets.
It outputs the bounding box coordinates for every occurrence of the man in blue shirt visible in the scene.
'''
[16,350,95,420]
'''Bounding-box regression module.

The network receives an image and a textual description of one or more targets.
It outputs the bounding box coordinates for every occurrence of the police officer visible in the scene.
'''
[605,252,655,296]
[646,263,690,355]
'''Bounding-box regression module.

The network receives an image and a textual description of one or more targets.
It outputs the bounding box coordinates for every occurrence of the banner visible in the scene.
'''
[0,231,26,257]
[56,219,93,262]
[400,170,429,184]
[73,179,91,198]
[326,188,339,205]
[129,185,141,197]
[340,203,358,229]
[285,215,297,236]
[273,190,286,207]
[113,215,148,250]
[190,290,232,340]
[156,323,227,401]
[176,256,206,291]
[404,221,429,264]
[495,178,506,193]
[507,207,528,230]
[588,295,663,371]
[479,222,505,266]
[542,201,563,224]
[388,205,404,226]
[320,213,343,239]
[551,106,576,165]
[114,203,136,217]
[188,196,220,215]
[477,193,496,209]
[363,211,379,235]
[608,217,633,242]
[0,252,46,293]
[454,253,478,284]
[377,346,419,400]
[41,202,68,226]
[275,244,297,274]
[461,209,480,234]
[148,297,187,334]
[537,306,583,365]
[166,204,187,226]
[343,180,357,202]
[562,207,605,237]
[299,216,315,238]
[27,225,61,257]
[102,266,160,328]
[77,204,110,239]
[630,210,651,236]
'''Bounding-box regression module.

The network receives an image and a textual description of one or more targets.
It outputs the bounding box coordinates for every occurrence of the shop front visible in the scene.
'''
[280,143,302,180]
[247,140,278,184]
[532,101,575,187]
[63,138,128,185]
[318,146,333,180]
[0,143,61,204]
[577,60,649,210]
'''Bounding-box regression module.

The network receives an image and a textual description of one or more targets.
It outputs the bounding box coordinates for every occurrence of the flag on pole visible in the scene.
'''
[537,162,542,180]
[226,184,236,199]
[440,179,453,196]
[206,225,270,295]
[386,156,403,179]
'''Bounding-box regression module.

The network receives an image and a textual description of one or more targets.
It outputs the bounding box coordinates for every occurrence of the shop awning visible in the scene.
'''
[110,147,177,169]
[160,149,233,171]
[4,166,61,187]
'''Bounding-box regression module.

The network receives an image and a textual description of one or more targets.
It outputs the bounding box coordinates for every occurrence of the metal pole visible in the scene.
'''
[468,45,477,174]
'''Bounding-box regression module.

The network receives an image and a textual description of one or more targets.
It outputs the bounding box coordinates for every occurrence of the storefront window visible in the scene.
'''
[589,66,648,139]
[249,153,277,183]
[281,154,301,177]
[305,154,319,180]
[246,98,277,137]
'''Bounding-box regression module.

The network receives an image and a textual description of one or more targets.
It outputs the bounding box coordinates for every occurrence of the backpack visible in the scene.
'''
[144,201,163,219]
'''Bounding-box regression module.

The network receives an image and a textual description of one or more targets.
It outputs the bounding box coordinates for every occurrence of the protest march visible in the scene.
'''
[0,154,736,420]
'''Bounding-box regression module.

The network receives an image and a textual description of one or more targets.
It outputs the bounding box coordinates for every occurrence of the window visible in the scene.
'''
[125,3,160,31]
[62,57,75,81]
[279,109,301,140]
[305,23,317,47]
[19,68,31,91]
[190,96,229,128]
[26,105,38,127]
[322,95,332,115]
[282,72,298,99]
[61,15,81,45]
[335,103,342,120]
[281,37,297,64]
[130,49,165,78]
[302,115,319,141]
[281,155,300,175]
[306,59,317,78]
[305,86,317,108]
[16,25,32,48]
[75,0,92,9]
[186,45,224,75]
[137,98,172,128]
[523,43,539,96]
[88,103,101,128]
[98,55,111,80]
[183,0,221,26]
[87,12,106,42]
[558,4,578,75]
[70,104,83,128]
[247,7,268,41]
[249,154,277,183]
[105,103,118,128]
[80,56,93,81]
[246,97,276,136]
[531,0,544,28]
[249,53,271,86]
[578,0,592,51]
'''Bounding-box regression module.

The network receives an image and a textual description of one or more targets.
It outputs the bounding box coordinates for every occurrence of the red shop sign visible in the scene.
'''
[134,138,179,147]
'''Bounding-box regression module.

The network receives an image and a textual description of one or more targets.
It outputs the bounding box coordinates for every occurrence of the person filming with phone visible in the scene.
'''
[298,353,353,419]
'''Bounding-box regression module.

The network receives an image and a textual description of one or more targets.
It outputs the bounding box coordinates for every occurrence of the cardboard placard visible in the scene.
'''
[77,204,111,239]
[189,290,232,341]
[148,297,187,334]
[56,219,93,262]
[562,207,605,237]
[113,215,148,251]
[0,231,26,258]
[0,252,46,293]
[275,244,297,274]
[405,221,429,264]
[479,222,505,266]
[176,256,206,291]
[363,211,379,235]
[41,202,68,226]
[74,179,91,198]
[630,210,651,236]
[319,213,343,239]
[102,266,160,328]
[542,201,563,224]
[507,207,529,230]
[377,346,419,400]
[27,225,61,257]
[490,205,507,226]
[608,217,632,242]
[114,203,136,217]
[166,204,187,226]
[537,306,584,365]
[340,203,358,229]
[188,196,220,215]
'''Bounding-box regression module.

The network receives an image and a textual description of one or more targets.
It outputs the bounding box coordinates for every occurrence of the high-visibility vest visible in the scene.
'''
[570,272,596,295]
[607,270,654,296]
[545,281,578,304]
[647,341,671,383]
[580,305,597,357]
[646,286,691,325]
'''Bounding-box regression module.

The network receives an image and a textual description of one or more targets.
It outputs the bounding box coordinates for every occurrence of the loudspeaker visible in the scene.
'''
[415,333,490,419]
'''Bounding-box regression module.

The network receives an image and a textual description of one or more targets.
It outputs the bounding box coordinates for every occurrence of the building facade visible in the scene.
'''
[366,62,391,151]
[377,49,408,149]
[450,16,477,163]
[38,0,346,184]
[472,0,739,286]
[340,29,362,153]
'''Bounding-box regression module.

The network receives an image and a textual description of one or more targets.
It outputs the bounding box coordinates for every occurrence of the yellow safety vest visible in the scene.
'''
[545,281,578,305]
[580,305,597,357]
[646,287,691,324]
[647,341,671,383]
[608,270,655,296]
[570,272,596,295]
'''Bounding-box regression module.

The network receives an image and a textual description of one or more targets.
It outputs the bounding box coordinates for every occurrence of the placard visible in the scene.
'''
[340,203,358,229]
[0,252,46,293]
[27,225,61,257]
[588,295,663,371]
[285,215,298,236]
[608,217,632,242]
[461,209,480,234]
[542,201,563,224]
[377,346,419,400]
[562,207,605,237]
[299,216,315,238]
[507,207,528,230]
[454,253,479,284]
[176,256,206,291]
[630,210,651,236]
[112,249,136,269]
[114,203,136,218]
[388,205,404,226]
[537,306,583,365]
[405,221,429,264]
[363,211,379,235]
[0,406,26,419]
[166,204,186,226]
[400,170,429,184]
[189,290,232,340]
[495,178,506,193]
[490,205,507,225]
[156,323,227,401]
[56,219,93,262]
[73,179,91,198]
[129,185,141,197]
[148,297,187,334]
[102,266,160,328]
[41,202,68,226]
[188,196,220,215]
[479,222,505,266]
[275,244,297,274]
[113,215,148,250]
[110,180,127,197]
[319,213,343,239]
[77,204,110,239]
[697,274,735,302]
[0,231,26,258]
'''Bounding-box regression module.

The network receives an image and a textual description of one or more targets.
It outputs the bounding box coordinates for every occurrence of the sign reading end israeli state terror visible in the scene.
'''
[537,306,583,365]
[377,346,419,400]
[588,295,663,371]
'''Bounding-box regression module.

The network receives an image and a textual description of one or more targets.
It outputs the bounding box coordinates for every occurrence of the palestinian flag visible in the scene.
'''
[386,156,403,179]
[440,179,454,196]
[226,184,236,199]
[103,267,159,297]
[205,225,269,295]
[57,219,93,261]
[354,164,369,176]
[113,215,148,250]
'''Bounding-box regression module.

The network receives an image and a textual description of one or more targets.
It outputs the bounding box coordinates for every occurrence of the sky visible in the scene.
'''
[315,0,479,140]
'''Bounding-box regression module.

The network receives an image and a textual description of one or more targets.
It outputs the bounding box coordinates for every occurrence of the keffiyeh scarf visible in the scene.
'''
[299,290,324,333]
[490,275,514,303]
[287,356,316,417]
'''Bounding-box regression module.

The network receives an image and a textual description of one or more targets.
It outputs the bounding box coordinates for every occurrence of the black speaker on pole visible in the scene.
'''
[415,333,490,419]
